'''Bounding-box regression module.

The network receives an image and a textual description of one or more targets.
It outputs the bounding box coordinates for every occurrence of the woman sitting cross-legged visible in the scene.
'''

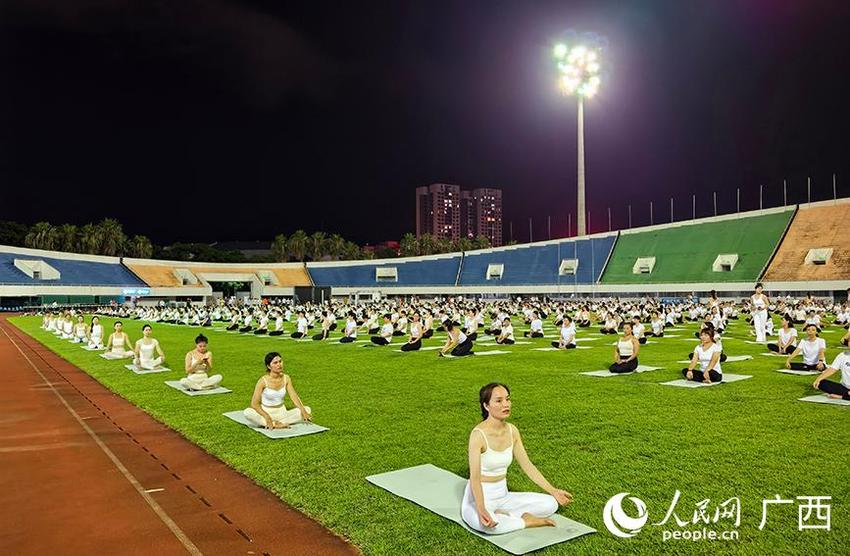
[812,350,850,401]
[461,383,572,535]
[243,352,312,429]
[767,317,797,355]
[550,317,577,349]
[400,313,424,352]
[181,334,223,390]
[682,328,723,384]
[785,324,826,372]
[609,322,640,373]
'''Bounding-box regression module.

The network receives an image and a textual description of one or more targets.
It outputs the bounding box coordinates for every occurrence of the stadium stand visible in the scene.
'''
[458,234,616,286]
[308,254,462,287]
[125,263,312,288]
[0,246,146,286]
[763,200,850,282]
[600,207,794,284]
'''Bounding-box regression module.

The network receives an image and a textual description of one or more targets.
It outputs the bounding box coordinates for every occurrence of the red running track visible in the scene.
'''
[0,315,359,556]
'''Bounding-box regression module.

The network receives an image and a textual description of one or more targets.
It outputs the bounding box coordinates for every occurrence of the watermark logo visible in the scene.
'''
[603,492,649,538]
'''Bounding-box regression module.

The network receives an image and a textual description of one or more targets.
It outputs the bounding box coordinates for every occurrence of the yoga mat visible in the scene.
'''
[99,353,131,360]
[759,352,787,357]
[532,346,591,352]
[124,364,171,374]
[580,365,662,378]
[776,369,819,376]
[661,374,752,388]
[222,411,329,438]
[164,380,231,396]
[478,341,531,346]
[393,346,442,352]
[441,350,510,359]
[798,395,850,407]
[82,345,103,351]
[366,464,595,555]
[676,355,753,364]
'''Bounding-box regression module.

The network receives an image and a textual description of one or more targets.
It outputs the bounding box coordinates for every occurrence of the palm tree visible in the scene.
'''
[308,231,327,261]
[454,237,473,252]
[472,235,492,250]
[97,218,126,256]
[436,237,453,254]
[400,233,419,257]
[127,235,153,258]
[25,222,57,250]
[342,241,362,260]
[287,229,308,262]
[271,234,288,262]
[58,224,78,253]
[326,233,346,260]
[77,223,101,254]
[418,233,437,256]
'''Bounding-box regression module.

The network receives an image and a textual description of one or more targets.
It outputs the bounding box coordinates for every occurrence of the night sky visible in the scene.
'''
[2,0,849,245]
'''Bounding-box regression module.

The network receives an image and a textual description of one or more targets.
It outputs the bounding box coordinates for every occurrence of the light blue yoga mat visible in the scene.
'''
[366,464,595,555]
[661,373,752,388]
[222,410,329,438]
[164,380,231,396]
[798,395,850,407]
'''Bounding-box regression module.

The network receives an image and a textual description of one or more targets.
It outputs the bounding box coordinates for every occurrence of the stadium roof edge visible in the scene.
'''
[0,244,124,264]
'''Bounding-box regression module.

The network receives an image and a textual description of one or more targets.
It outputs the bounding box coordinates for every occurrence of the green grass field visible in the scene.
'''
[11,315,849,555]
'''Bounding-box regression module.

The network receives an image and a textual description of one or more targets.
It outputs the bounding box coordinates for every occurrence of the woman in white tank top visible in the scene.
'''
[134,324,166,370]
[461,383,571,535]
[103,321,134,359]
[609,323,640,374]
[181,333,223,390]
[88,316,104,349]
[243,352,312,429]
[750,283,770,343]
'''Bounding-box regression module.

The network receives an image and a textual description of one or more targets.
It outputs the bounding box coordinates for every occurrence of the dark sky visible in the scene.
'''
[2,0,849,244]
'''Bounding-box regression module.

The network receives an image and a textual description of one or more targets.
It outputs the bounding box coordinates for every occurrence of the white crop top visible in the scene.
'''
[617,338,634,357]
[477,426,514,477]
[261,376,287,407]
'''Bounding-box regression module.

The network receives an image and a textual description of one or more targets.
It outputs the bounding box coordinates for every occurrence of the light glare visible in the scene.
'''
[555,44,602,99]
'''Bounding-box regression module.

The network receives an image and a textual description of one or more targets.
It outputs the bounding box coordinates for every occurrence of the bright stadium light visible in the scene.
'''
[554,42,602,236]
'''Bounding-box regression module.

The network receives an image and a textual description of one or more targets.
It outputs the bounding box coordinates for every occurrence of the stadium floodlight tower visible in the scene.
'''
[554,42,601,237]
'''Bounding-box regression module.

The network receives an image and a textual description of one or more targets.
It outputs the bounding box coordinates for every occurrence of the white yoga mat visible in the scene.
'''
[661,374,752,388]
[222,411,329,438]
[580,365,662,378]
[776,369,819,376]
[366,464,595,555]
[164,380,231,396]
[532,346,591,352]
[676,355,753,364]
[82,345,103,351]
[759,353,787,357]
[798,395,850,407]
[124,364,171,374]
[99,353,132,360]
[478,341,531,346]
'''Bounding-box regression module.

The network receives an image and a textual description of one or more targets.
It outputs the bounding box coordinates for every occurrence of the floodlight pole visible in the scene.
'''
[576,97,587,236]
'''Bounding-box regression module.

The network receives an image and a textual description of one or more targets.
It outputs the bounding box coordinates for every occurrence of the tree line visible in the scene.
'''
[0,220,496,263]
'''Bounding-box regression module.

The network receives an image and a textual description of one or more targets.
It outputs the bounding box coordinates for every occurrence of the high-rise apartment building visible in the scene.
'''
[417,184,503,247]
[415,183,461,241]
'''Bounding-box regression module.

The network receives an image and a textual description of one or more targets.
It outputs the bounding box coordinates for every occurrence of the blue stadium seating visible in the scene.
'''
[308,255,461,287]
[458,235,616,286]
[0,250,147,286]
